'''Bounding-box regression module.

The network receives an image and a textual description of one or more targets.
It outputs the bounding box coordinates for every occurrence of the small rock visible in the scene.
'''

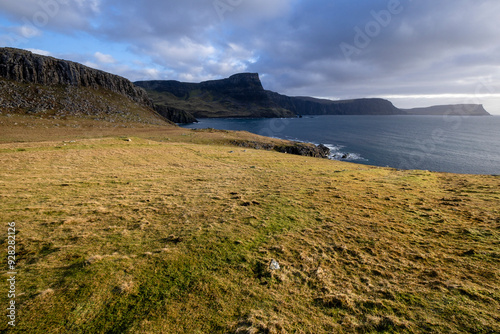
[269,259,280,270]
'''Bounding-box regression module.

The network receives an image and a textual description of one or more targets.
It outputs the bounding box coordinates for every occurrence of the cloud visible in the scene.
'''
[0,24,41,46]
[26,48,51,56]
[1,0,500,112]
[17,24,42,38]
[213,0,293,25]
[0,0,100,31]
[237,0,500,100]
[94,52,116,64]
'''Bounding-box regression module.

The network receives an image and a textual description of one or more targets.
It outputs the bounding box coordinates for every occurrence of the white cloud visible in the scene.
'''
[94,51,116,64]
[26,48,51,56]
[0,0,101,32]
[83,61,99,69]
[75,0,101,14]
[142,68,161,80]
[215,0,294,25]
[17,25,41,38]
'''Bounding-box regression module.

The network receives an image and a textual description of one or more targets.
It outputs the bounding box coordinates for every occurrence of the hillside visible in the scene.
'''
[136,73,491,118]
[135,73,294,118]
[0,48,191,124]
[0,121,499,333]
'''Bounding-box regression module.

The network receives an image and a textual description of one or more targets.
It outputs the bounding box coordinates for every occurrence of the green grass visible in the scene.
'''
[0,122,499,333]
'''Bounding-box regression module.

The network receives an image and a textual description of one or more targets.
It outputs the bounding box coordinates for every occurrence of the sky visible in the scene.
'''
[1,0,500,114]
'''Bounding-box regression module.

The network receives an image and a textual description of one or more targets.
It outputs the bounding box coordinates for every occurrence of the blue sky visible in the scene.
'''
[1,0,500,114]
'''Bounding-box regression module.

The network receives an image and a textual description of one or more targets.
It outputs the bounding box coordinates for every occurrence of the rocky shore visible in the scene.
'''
[229,138,331,158]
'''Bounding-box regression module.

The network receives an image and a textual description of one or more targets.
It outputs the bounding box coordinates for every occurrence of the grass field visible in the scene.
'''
[0,117,499,333]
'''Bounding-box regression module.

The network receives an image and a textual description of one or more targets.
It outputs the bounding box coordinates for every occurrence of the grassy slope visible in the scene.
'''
[145,89,293,119]
[0,118,499,333]
[0,79,171,126]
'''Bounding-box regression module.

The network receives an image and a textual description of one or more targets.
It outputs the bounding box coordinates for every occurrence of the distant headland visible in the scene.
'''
[135,73,491,119]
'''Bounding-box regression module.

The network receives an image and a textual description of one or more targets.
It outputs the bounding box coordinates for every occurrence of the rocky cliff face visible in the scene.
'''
[199,73,266,101]
[154,104,198,124]
[0,47,153,108]
[0,47,200,124]
[0,78,172,125]
[136,73,265,101]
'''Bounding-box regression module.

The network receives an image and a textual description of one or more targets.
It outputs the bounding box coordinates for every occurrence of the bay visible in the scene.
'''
[181,115,500,175]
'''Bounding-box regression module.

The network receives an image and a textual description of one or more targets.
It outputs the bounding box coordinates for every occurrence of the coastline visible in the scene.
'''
[1,123,499,333]
[181,115,500,175]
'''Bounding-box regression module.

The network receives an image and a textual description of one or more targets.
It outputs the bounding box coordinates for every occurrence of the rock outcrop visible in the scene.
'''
[198,73,267,101]
[229,139,331,159]
[135,73,295,118]
[136,73,266,102]
[273,143,331,158]
[154,104,198,124]
[0,47,153,108]
[0,79,171,125]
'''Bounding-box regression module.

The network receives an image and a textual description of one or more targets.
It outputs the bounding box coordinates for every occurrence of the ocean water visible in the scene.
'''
[181,115,500,175]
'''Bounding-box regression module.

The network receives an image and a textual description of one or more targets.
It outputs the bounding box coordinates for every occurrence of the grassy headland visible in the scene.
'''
[0,116,499,333]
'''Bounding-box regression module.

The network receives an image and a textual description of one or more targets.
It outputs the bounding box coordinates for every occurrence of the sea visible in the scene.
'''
[181,115,500,175]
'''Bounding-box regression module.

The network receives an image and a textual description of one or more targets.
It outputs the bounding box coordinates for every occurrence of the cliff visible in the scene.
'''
[0,47,152,107]
[0,48,195,124]
[135,73,295,118]
[402,104,491,116]
[136,73,266,101]
[138,73,490,118]
[267,93,401,115]
[154,104,198,124]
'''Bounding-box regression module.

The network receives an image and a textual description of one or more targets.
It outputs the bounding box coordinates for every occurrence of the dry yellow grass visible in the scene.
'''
[0,117,499,333]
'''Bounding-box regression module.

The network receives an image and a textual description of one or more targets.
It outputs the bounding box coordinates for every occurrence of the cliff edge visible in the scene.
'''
[0,47,152,107]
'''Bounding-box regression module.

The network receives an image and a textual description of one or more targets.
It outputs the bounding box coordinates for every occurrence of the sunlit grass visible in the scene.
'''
[0,121,499,333]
